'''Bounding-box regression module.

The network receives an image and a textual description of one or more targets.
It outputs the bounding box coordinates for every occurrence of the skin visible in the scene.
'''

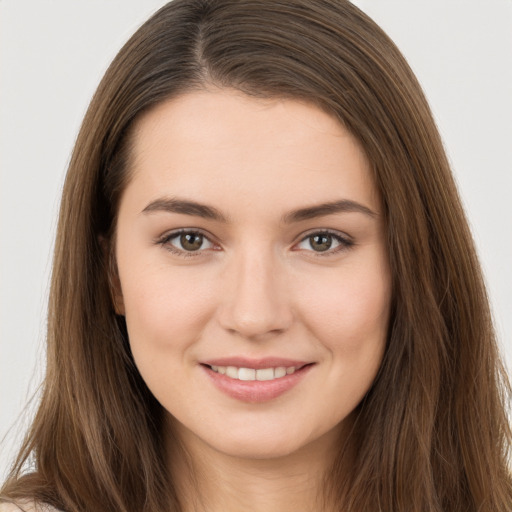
[113,89,391,511]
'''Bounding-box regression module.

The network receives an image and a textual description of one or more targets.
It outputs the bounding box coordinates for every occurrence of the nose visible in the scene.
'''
[217,246,293,341]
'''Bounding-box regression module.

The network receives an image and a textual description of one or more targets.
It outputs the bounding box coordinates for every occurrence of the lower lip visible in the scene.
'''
[202,364,313,403]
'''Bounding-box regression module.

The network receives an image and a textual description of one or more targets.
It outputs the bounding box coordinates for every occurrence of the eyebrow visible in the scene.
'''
[282,199,377,223]
[142,197,229,222]
[141,197,377,223]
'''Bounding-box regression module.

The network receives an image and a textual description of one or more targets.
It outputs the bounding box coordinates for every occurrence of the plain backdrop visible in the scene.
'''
[1,0,511,480]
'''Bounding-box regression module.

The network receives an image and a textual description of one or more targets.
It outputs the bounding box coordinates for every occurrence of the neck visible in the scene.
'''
[165,418,355,512]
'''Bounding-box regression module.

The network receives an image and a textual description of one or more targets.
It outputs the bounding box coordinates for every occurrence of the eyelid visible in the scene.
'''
[155,227,354,258]
[292,228,354,256]
[156,228,219,257]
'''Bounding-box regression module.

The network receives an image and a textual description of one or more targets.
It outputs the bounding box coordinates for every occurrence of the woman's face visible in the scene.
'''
[114,90,391,460]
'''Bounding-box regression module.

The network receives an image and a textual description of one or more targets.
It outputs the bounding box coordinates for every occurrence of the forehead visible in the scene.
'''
[122,89,380,218]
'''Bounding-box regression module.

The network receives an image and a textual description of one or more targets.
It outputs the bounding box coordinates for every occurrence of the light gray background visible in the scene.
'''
[1,1,511,479]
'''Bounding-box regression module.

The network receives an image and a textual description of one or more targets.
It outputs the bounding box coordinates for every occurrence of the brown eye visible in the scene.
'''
[180,233,204,251]
[309,234,333,252]
[161,230,215,254]
[295,231,352,255]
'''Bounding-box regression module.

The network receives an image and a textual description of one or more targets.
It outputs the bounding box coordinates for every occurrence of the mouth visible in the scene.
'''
[200,360,314,403]
[205,364,308,381]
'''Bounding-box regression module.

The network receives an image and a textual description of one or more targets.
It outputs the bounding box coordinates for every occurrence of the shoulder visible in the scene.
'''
[0,501,61,512]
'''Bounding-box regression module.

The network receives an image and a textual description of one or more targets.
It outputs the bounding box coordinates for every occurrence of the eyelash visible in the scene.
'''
[156,229,217,258]
[155,229,354,258]
[295,229,354,257]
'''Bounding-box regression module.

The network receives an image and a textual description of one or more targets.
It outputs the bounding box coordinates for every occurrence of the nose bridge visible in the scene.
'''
[219,243,292,339]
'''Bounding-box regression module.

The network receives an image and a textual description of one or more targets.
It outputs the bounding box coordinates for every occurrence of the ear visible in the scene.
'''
[99,235,125,316]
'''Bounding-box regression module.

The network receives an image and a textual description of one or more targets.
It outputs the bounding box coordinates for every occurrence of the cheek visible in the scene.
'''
[297,257,391,354]
[299,259,390,419]
[118,263,218,359]
[275,257,391,439]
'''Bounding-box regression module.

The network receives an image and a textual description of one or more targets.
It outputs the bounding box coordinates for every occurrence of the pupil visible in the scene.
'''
[181,233,203,251]
[311,234,332,252]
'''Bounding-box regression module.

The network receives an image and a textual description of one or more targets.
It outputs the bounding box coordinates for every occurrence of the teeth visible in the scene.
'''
[256,368,274,381]
[238,367,256,381]
[275,367,287,378]
[210,365,297,381]
[226,366,238,378]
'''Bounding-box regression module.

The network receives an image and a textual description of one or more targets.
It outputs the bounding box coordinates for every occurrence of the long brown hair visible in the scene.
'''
[2,1,511,510]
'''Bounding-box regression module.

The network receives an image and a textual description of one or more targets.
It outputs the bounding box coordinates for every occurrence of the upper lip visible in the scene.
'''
[201,357,312,370]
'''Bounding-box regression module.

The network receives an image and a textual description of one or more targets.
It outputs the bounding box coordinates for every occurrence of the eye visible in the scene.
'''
[295,231,353,255]
[158,230,216,255]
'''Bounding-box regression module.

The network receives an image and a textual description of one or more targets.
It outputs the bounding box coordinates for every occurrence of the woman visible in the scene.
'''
[1,1,511,511]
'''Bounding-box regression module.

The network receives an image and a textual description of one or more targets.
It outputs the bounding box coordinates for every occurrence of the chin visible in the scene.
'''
[171,412,344,463]
[213,435,304,460]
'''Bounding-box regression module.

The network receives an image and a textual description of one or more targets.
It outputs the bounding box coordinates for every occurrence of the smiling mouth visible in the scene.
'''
[201,362,314,402]
[207,365,304,381]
